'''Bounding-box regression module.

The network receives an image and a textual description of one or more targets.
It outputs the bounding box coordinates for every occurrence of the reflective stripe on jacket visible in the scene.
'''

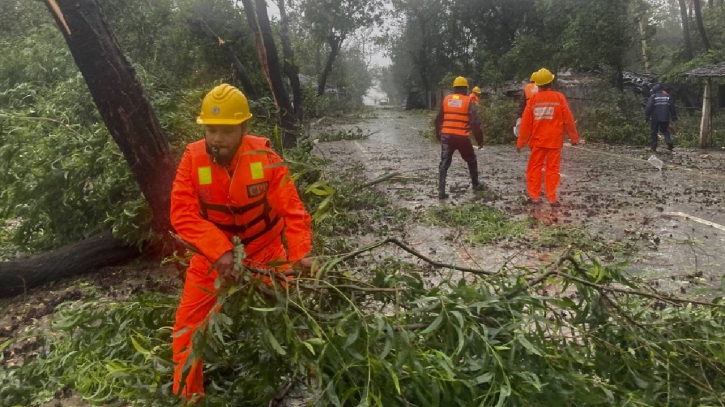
[645,91,678,122]
[171,135,312,263]
[517,89,579,149]
[441,94,471,137]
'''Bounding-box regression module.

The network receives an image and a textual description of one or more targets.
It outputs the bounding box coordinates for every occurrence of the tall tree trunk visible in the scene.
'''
[44,0,175,233]
[278,0,303,121]
[638,18,651,73]
[692,0,711,51]
[0,0,177,297]
[0,232,138,298]
[317,33,345,97]
[699,79,713,148]
[192,18,260,100]
[240,0,298,149]
[678,0,695,60]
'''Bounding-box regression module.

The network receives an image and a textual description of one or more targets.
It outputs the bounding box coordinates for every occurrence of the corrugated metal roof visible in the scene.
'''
[682,62,725,77]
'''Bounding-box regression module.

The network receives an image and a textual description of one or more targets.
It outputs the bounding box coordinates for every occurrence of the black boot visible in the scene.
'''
[438,172,449,199]
[469,165,485,192]
[667,143,674,151]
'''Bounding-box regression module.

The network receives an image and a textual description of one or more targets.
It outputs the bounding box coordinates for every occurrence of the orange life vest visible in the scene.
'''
[441,94,471,137]
[469,93,480,104]
[524,83,538,100]
[186,136,284,255]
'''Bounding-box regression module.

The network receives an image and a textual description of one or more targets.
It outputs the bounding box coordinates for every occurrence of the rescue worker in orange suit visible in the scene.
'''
[435,76,485,199]
[170,84,313,399]
[470,86,482,104]
[514,73,538,137]
[516,68,580,206]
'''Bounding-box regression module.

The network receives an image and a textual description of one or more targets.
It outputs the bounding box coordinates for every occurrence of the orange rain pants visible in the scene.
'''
[526,146,561,203]
[171,240,287,398]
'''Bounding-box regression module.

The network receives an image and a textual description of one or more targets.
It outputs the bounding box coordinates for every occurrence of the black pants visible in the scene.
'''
[439,134,477,175]
[650,121,672,150]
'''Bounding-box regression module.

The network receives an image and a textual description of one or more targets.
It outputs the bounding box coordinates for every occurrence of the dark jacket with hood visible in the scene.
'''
[645,85,678,123]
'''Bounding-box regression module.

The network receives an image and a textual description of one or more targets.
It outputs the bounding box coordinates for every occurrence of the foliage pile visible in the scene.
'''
[316,127,374,142]
[576,90,651,146]
[3,247,725,406]
[476,98,519,145]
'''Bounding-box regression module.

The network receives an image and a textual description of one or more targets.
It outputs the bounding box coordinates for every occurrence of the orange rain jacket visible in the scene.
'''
[170,134,312,398]
[517,88,579,149]
[171,135,312,266]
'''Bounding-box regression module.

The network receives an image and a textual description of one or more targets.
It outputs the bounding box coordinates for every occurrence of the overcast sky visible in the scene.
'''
[265,1,392,68]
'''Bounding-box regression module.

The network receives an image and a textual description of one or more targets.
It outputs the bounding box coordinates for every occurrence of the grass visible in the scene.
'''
[426,204,527,244]
[426,204,637,260]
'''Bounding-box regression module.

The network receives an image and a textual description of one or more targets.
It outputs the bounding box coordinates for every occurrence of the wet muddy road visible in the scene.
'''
[315,108,725,296]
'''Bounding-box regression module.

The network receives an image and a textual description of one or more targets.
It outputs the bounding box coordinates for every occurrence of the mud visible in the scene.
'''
[314,107,725,298]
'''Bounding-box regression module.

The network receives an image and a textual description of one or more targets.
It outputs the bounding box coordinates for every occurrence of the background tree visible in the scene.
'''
[240,0,299,148]
[678,0,696,59]
[301,0,385,97]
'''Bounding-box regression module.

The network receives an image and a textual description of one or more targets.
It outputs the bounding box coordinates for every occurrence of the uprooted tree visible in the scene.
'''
[0,0,177,298]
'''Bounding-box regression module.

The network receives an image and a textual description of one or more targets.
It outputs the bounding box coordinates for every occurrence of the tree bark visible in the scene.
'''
[0,0,178,298]
[678,0,695,60]
[192,18,260,101]
[317,33,345,97]
[692,0,711,51]
[43,0,175,233]
[0,232,138,298]
[700,79,713,148]
[278,0,304,121]
[240,0,298,149]
[638,18,651,73]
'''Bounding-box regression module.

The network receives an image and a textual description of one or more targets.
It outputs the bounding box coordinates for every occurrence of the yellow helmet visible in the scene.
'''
[452,76,469,88]
[472,86,481,94]
[197,84,252,125]
[533,68,555,87]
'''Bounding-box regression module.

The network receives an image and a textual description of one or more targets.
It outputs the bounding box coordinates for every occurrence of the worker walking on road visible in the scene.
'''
[517,68,579,206]
[514,73,538,137]
[170,84,313,400]
[435,76,485,200]
[645,83,678,152]
[470,86,482,105]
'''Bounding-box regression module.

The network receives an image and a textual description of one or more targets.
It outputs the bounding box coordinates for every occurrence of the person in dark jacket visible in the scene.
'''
[645,84,678,152]
[435,76,484,199]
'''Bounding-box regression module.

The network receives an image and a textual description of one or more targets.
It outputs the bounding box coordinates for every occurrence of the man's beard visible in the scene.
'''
[206,143,236,166]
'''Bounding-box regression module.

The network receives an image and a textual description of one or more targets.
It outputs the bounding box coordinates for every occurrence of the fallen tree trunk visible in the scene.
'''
[0,232,139,298]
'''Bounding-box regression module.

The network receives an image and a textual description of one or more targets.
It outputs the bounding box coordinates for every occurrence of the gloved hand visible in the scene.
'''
[513,118,522,137]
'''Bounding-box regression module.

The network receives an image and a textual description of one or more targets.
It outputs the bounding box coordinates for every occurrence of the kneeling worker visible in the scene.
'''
[170,84,313,399]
